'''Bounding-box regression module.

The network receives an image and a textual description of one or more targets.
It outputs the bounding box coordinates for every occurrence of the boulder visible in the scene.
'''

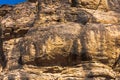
[13,22,82,66]
[11,22,120,67]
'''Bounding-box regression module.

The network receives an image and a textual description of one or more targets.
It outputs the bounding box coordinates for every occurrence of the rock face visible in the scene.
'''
[0,2,37,39]
[0,0,120,80]
[15,23,82,66]
[12,23,120,67]
[0,62,117,80]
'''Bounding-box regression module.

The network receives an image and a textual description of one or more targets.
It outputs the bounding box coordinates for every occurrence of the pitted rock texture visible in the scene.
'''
[81,24,120,65]
[10,23,120,67]
[0,2,37,39]
[0,62,117,80]
[0,0,120,80]
[13,22,82,66]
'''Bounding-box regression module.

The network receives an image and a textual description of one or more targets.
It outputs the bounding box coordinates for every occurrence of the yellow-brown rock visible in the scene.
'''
[0,0,120,80]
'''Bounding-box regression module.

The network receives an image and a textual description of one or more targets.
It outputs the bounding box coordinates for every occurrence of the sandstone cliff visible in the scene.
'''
[0,0,120,80]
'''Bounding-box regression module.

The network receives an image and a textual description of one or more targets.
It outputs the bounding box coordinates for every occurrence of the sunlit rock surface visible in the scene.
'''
[0,0,120,80]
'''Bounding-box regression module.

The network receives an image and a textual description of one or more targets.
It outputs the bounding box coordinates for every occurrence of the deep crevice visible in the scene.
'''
[0,25,6,69]
[71,0,79,7]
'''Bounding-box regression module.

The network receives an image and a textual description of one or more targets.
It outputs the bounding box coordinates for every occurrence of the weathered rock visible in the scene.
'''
[79,23,120,66]
[38,7,93,25]
[0,62,117,80]
[0,5,12,17]
[82,8,120,24]
[76,0,120,11]
[0,0,120,80]
[0,2,38,39]
[108,0,120,12]
[64,8,95,25]
[3,38,21,70]
[13,22,82,66]
[9,23,120,67]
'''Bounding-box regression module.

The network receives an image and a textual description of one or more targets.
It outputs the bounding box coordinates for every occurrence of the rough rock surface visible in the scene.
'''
[0,2,37,39]
[0,0,120,80]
